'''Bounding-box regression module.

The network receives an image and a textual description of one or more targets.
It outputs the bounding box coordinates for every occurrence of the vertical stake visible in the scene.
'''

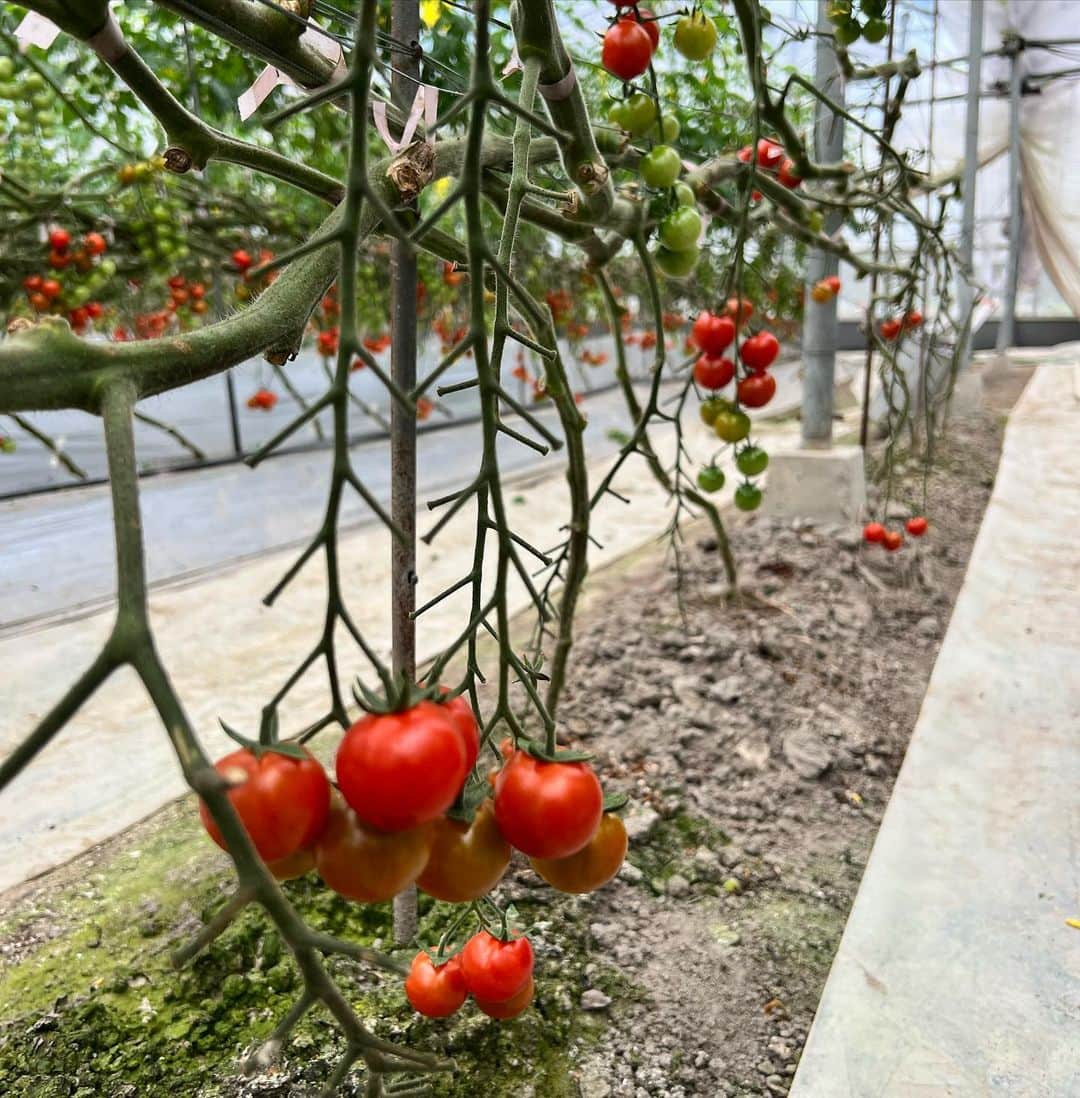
[997,30,1023,354]
[801,0,846,449]
[957,1,984,372]
[390,0,421,946]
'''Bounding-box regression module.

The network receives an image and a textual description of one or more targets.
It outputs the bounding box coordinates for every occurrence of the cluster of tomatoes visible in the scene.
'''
[827,0,890,46]
[863,515,928,552]
[737,138,802,202]
[199,692,625,1022]
[21,227,116,330]
[690,300,779,512]
[879,310,923,341]
[811,275,842,304]
[602,2,717,83]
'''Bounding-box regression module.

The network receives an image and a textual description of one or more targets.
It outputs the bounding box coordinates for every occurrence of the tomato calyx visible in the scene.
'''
[516,738,593,764]
[217,717,308,761]
[602,790,630,813]
[351,671,446,716]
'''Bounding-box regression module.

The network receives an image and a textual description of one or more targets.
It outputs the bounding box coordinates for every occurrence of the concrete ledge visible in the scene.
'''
[762,444,867,523]
[790,363,1080,1098]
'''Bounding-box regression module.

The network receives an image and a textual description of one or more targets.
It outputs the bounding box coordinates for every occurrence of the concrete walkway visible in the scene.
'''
[791,358,1080,1097]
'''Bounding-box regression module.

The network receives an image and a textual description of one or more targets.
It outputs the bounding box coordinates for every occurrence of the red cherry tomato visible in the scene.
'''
[777,158,802,188]
[634,7,660,51]
[882,529,903,551]
[438,688,480,773]
[693,354,735,390]
[725,297,754,326]
[756,139,784,172]
[417,799,511,902]
[336,701,467,832]
[880,318,902,341]
[904,310,924,329]
[906,516,928,537]
[460,931,534,1003]
[198,746,331,863]
[48,248,71,270]
[68,307,89,330]
[737,371,777,408]
[602,18,654,81]
[691,310,735,356]
[29,292,49,312]
[823,275,841,295]
[475,976,535,1020]
[23,274,43,293]
[405,952,468,1018]
[267,846,316,881]
[83,232,107,256]
[736,146,753,163]
[315,797,431,902]
[530,813,628,894]
[86,301,104,319]
[740,331,780,372]
[863,522,886,544]
[494,751,603,859]
[48,228,71,253]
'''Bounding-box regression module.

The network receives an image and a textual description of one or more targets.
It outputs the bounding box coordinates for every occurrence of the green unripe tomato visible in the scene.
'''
[807,210,825,232]
[16,120,33,135]
[0,57,14,80]
[652,115,681,143]
[35,110,56,127]
[23,72,45,92]
[175,245,191,260]
[674,12,718,61]
[714,408,751,443]
[659,206,703,252]
[68,285,92,306]
[0,81,17,99]
[835,18,862,45]
[860,0,887,16]
[827,0,852,21]
[700,396,730,426]
[654,245,700,279]
[640,145,682,189]
[32,92,51,110]
[608,100,632,130]
[622,92,658,137]
[98,259,118,279]
[13,101,32,120]
[861,17,888,43]
[734,482,764,512]
[736,445,769,477]
[697,465,726,493]
[674,181,696,207]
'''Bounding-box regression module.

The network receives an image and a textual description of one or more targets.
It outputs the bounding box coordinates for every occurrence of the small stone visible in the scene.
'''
[782,729,833,779]
[916,614,940,637]
[708,676,743,704]
[581,989,613,1011]
[666,873,691,898]
[624,805,661,843]
[618,860,644,884]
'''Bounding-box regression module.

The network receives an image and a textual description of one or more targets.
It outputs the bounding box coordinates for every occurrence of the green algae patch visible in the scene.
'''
[0,801,614,1096]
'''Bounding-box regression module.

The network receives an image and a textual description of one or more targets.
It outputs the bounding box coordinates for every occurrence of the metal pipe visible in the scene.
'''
[801,0,846,449]
[957,0,985,372]
[389,0,421,946]
[998,31,1024,352]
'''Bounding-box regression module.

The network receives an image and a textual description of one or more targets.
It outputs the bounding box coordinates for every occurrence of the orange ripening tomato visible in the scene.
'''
[530,814,628,894]
[475,976,535,1020]
[417,800,511,902]
[267,846,316,881]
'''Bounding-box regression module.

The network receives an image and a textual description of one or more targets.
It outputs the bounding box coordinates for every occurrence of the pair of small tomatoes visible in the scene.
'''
[405,930,535,1020]
[863,516,929,551]
[602,6,660,82]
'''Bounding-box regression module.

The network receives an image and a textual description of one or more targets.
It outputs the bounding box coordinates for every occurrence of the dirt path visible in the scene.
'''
[0,365,1026,1098]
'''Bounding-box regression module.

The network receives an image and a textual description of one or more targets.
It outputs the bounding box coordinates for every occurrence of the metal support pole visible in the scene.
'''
[390,0,421,946]
[801,0,846,448]
[997,32,1023,353]
[957,0,985,371]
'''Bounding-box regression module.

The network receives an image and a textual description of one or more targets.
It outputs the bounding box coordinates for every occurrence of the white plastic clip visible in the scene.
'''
[86,11,127,64]
[15,12,60,51]
[372,84,439,153]
[238,65,292,122]
[538,64,577,102]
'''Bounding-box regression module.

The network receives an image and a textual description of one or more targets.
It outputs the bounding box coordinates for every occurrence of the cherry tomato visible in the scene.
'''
[906,516,929,537]
[475,976,535,1020]
[880,318,902,341]
[696,465,726,493]
[691,311,736,356]
[674,11,718,59]
[756,139,784,172]
[654,245,700,279]
[882,529,903,551]
[494,751,603,859]
[737,146,753,164]
[725,297,754,326]
[699,395,729,426]
[734,483,764,511]
[48,249,70,270]
[736,445,769,477]
[48,228,71,253]
[640,145,682,189]
[634,8,660,52]
[69,307,89,330]
[904,310,924,329]
[659,206,702,252]
[199,746,331,863]
[315,797,431,902]
[460,931,534,1003]
[86,301,104,319]
[531,814,628,894]
[29,292,49,312]
[673,181,696,206]
[83,232,107,256]
[777,158,802,188]
[23,274,43,293]
[863,522,886,544]
[740,331,780,372]
[714,407,751,443]
[405,952,468,1018]
[824,275,841,295]
[811,281,833,304]
[737,372,776,408]
[602,19,653,81]
[336,701,467,832]
[231,248,253,271]
[613,91,657,136]
[417,800,511,902]
[694,354,735,390]
[438,689,480,774]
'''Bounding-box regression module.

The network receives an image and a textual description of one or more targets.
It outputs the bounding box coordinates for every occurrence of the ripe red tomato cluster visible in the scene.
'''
[406,930,535,1020]
[879,310,923,341]
[863,515,929,551]
[21,227,114,328]
[737,139,802,193]
[602,6,660,81]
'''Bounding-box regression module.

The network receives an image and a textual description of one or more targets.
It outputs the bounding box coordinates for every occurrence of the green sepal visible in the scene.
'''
[217,718,306,759]
[520,739,593,763]
[603,791,630,813]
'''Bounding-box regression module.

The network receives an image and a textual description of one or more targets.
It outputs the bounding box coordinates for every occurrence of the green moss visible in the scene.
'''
[0,801,617,1097]
[630,811,729,885]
